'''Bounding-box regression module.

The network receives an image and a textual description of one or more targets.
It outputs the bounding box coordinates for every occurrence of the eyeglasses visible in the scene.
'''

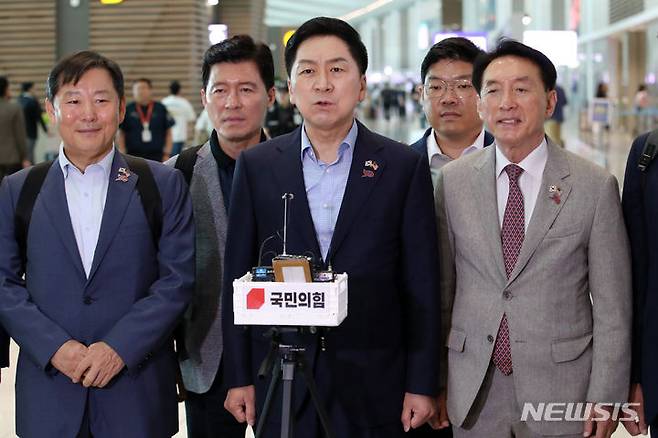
[424,79,475,98]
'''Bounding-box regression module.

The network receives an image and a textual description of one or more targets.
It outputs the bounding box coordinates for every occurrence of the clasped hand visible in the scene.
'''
[50,340,125,388]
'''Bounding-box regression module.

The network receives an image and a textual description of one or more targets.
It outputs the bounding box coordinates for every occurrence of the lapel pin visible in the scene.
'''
[116,167,131,182]
[362,169,375,178]
[548,185,562,205]
[364,160,379,171]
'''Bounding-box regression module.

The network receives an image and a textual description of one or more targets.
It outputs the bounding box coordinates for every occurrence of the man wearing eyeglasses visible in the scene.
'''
[411,38,493,190]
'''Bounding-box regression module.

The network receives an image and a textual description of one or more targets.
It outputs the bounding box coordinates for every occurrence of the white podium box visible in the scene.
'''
[232,273,348,327]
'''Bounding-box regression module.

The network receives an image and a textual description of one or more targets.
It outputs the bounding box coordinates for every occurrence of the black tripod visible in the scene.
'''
[256,330,335,438]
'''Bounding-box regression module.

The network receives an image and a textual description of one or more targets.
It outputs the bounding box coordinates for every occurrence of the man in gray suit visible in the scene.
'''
[165,35,275,438]
[434,40,631,437]
[0,76,29,181]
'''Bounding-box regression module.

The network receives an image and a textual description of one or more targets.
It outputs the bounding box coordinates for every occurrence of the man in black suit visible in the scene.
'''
[410,38,493,191]
[622,131,658,436]
[0,326,7,382]
[222,17,441,438]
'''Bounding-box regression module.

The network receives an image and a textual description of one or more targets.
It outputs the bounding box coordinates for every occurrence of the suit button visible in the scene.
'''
[487,335,494,343]
[83,297,93,305]
[503,290,512,300]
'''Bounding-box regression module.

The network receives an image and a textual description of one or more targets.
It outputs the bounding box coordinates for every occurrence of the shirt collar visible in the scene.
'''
[301,119,358,163]
[210,129,268,169]
[427,128,486,161]
[495,136,548,180]
[58,143,115,179]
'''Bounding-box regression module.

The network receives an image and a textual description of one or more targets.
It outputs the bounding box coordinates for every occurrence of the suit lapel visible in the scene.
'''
[38,161,86,277]
[195,143,228,246]
[471,146,507,281]
[87,153,138,283]
[506,140,571,285]
[326,122,385,263]
[271,128,322,262]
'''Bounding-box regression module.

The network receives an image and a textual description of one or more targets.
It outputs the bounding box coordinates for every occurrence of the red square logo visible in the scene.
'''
[246,288,265,309]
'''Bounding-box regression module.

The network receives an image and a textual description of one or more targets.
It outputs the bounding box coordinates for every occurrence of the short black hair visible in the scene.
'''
[420,37,484,83]
[46,51,124,101]
[472,39,556,94]
[21,81,34,93]
[202,34,275,91]
[0,77,8,97]
[169,80,181,95]
[284,17,368,77]
[134,78,152,88]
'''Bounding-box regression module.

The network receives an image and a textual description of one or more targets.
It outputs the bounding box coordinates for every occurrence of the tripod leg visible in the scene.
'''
[281,360,295,438]
[297,356,335,438]
[256,359,282,438]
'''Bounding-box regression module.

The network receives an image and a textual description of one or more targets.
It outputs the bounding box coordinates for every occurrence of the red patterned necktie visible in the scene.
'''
[493,163,524,376]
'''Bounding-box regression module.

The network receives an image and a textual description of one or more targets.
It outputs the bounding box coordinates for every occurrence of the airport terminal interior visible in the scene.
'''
[1,0,658,436]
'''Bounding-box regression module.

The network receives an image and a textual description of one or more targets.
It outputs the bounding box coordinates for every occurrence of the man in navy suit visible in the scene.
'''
[0,51,195,437]
[622,131,658,436]
[409,36,492,438]
[0,327,7,380]
[222,17,441,437]
[410,37,493,191]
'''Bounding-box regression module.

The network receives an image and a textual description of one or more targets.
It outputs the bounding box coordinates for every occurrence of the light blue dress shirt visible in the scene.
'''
[301,120,357,262]
[58,144,115,277]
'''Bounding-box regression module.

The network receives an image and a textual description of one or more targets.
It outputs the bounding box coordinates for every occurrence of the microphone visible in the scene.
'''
[281,193,294,256]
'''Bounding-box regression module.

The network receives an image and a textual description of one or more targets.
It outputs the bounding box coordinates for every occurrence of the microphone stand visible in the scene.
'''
[256,328,335,438]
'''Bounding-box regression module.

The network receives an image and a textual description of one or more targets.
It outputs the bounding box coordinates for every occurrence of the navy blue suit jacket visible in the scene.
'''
[0,326,7,367]
[0,152,195,437]
[222,121,441,431]
[409,128,494,156]
[622,132,658,426]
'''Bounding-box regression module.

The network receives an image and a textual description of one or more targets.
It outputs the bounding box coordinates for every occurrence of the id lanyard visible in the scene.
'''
[136,102,154,143]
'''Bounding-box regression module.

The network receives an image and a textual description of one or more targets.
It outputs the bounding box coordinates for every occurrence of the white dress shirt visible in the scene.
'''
[427,129,486,188]
[58,144,114,277]
[495,138,548,231]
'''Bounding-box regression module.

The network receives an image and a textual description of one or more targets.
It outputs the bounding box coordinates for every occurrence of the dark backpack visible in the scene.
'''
[14,154,162,273]
[173,145,202,185]
[637,129,658,190]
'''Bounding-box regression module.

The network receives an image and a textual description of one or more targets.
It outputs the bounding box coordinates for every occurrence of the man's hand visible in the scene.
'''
[583,404,618,438]
[50,339,88,380]
[428,390,450,430]
[71,342,124,388]
[401,392,437,432]
[623,384,648,436]
[225,385,256,426]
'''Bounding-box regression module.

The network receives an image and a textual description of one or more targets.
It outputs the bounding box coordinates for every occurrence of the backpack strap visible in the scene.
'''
[15,155,164,268]
[15,161,53,272]
[122,154,163,248]
[174,145,202,186]
[638,129,658,191]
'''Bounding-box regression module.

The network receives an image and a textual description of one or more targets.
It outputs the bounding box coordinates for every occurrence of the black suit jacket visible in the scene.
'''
[221,121,441,429]
[622,131,658,426]
[409,128,494,156]
[0,326,8,367]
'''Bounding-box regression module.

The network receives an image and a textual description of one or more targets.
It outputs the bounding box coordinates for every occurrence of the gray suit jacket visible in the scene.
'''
[435,139,631,435]
[166,142,228,393]
[0,99,27,165]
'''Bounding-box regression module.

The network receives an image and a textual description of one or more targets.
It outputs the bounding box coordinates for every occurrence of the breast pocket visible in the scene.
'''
[545,223,582,239]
